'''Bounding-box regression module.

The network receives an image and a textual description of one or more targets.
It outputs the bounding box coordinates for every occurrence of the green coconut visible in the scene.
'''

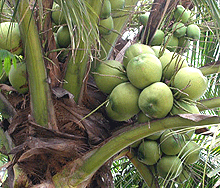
[137,140,161,165]
[157,155,183,180]
[159,51,188,80]
[9,63,28,94]
[179,141,201,164]
[172,22,187,38]
[138,82,173,119]
[100,0,111,19]
[0,22,23,55]
[147,131,163,141]
[151,30,165,46]
[184,129,195,140]
[130,140,142,148]
[51,3,66,25]
[172,67,208,100]
[56,26,71,48]
[160,129,185,155]
[186,24,201,40]
[137,111,151,123]
[175,168,190,184]
[139,12,150,26]
[171,100,200,115]
[151,46,170,58]
[174,5,191,23]
[178,36,190,51]
[126,53,162,89]
[106,82,140,121]
[164,34,179,52]
[93,60,128,94]
[98,16,114,35]
[110,0,125,10]
[106,103,131,121]
[123,43,155,68]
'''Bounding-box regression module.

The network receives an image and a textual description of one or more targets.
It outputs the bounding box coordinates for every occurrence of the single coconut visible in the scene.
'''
[9,63,28,94]
[159,51,188,80]
[179,141,201,164]
[186,24,200,40]
[160,129,185,155]
[0,22,23,55]
[138,140,161,165]
[174,5,191,23]
[93,60,128,94]
[172,22,187,38]
[157,155,183,180]
[98,16,114,35]
[138,82,173,119]
[110,0,125,10]
[151,46,170,58]
[184,129,195,141]
[137,111,151,123]
[56,26,71,48]
[106,82,140,121]
[51,3,66,25]
[175,168,190,184]
[146,131,163,141]
[130,140,142,148]
[139,12,150,26]
[172,67,208,100]
[171,100,200,115]
[126,53,162,89]
[105,103,131,121]
[123,43,155,68]
[100,0,111,19]
[164,34,179,51]
[178,36,190,52]
[151,30,165,46]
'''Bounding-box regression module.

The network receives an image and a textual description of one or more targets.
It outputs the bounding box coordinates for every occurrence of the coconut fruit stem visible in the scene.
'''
[53,114,220,187]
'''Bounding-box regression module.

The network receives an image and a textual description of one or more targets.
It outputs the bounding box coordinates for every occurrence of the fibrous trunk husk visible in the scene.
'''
[0,84,113,187]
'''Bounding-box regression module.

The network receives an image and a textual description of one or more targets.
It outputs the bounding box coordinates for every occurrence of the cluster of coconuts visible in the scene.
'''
[0,13,28,94]
[133,130,201,184]
[93,42,207,122]
[93,42,205,183]
[98,0,125,35]
[51,0,126,48]
[51,2,71,48]
[139,5,201,52]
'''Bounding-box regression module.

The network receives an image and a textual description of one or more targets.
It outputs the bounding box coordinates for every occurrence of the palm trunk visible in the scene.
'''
[13,0,56,128]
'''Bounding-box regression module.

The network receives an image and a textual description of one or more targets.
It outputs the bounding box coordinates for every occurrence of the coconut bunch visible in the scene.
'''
[93,42,207,122]
[51,2,71,49]
[133,130,201,184]
[98,0,125,35]
[139,4,201,52]
[0,20,28,93]
[0,22,23,55]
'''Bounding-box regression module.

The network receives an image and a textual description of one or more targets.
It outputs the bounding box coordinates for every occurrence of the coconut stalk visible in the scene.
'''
[126,149,159,188]
[197,97,220,111]
[99,0,139,60]
[53,114,220,187]
[62,0,101,103]
[199,61,220,76]
[13,0,54,128]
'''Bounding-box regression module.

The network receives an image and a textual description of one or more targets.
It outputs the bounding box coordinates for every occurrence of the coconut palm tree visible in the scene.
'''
[0,0,219,187]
